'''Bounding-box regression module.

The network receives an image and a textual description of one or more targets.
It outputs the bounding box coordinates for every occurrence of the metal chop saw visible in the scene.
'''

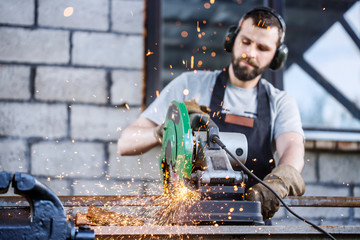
[159,101,263,225]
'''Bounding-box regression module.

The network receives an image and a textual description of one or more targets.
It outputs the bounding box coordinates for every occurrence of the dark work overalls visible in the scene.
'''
[210,69,275,189]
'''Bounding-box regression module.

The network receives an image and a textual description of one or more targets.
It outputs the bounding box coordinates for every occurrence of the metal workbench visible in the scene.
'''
[1,195,360,240]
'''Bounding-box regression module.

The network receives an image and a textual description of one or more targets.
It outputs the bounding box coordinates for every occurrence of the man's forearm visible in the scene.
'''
[276,132,305,173]
[117,127,159,155]
[277,144,304,172]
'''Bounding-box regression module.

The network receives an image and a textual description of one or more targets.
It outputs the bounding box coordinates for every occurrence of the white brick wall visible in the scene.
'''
[0,0,146,199]
[0,28,69,64]
[38,0,109,31]
[0,65,31,100]
[35,66,107,104]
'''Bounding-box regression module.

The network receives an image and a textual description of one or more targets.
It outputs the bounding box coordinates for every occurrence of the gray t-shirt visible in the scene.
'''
[141,70,304,144]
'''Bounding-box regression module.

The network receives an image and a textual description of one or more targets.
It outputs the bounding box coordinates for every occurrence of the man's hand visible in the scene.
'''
[153,123,165,144]
[184,100,211,114]
[246,164,305,220]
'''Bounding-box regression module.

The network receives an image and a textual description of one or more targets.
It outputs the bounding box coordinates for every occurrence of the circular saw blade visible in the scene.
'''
[160,101,193,192]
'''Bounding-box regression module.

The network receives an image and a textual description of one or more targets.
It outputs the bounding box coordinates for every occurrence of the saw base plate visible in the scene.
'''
[171,200,264,225]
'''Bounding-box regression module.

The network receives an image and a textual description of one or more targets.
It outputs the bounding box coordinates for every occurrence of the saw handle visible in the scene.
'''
[189,113,220,149]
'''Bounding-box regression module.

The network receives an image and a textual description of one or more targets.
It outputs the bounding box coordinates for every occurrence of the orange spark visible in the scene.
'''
[204,3,211,9]
[181,31,188,38]
[64,7,74,17]
[146,49,154,56]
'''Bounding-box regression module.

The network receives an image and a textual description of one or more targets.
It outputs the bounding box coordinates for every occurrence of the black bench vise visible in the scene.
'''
[0,172,94,240]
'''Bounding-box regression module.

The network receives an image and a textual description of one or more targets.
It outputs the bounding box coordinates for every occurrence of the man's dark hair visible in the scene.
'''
[242,9,285,46]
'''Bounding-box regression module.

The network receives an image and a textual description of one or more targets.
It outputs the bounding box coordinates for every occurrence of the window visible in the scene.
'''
[283,1,360,140]
[145,0,360,141]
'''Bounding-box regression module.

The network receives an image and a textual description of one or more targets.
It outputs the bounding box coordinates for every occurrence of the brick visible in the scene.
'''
[304,140,315,149]
[303,185,350,197]
[0,140,28,172]
[0,28,69,64]
[108,144,143,179]
[337,141,359,151]
[31,141,105,177]
[355,187,360,218]
[284,207,350,220]
[319,153,360,184]
[72,179,145,195]
[111,70,143,105]
[72,32,143,68]
[38,0,108,31]
[0,0,34,25]
[140,146,162,180]
[0,102,67,138]
[315,140,336,150]
[112,0,144,34]
[355,205,360,218]
[0,65,31,100]
[38,177,71,195]
[355,186,360,197]
[71,105,141,141]
[108,144,161,180]
[302,152,317,183]
[356,208,360,219]
[35,67,107,104]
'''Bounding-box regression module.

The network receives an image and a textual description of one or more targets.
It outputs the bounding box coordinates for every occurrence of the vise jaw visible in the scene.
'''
[0,171,94,240]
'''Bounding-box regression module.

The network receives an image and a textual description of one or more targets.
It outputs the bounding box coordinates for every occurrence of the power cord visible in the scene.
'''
[209,134,336,240]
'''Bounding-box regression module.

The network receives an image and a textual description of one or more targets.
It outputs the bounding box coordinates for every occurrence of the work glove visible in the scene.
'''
[183,99,211,115]
[245,164,305,220]
[153,123,165,144]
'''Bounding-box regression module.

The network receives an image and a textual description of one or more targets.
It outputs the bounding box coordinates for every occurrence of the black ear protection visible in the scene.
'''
[224,7,288,70]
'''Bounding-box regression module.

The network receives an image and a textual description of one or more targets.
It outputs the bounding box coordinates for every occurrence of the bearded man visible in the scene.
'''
[117,7,305,221]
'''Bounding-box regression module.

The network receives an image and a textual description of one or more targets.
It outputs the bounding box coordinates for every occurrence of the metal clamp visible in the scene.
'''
[0,171,94,240]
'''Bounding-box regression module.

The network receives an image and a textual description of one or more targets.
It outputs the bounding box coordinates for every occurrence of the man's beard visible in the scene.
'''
[231,53,268,81]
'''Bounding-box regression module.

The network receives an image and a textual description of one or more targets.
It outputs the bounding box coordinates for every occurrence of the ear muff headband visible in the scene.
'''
[224,7,288,70]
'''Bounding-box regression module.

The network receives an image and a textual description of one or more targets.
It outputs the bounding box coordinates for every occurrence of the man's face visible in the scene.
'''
[231,18,279,81]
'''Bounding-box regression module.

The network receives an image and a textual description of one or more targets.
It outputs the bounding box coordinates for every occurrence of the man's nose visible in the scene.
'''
[247,43,257,58]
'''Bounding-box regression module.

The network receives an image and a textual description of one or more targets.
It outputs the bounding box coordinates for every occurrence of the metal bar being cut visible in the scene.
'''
[1,195,360,208]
